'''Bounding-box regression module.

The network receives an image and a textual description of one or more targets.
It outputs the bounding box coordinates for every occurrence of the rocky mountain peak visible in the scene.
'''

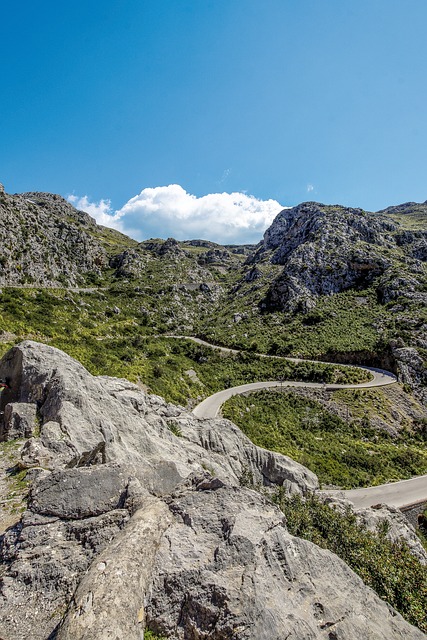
[247,202,423,312]
[21,191,97,227]
[262,201,397,259]
[0,187,108,287]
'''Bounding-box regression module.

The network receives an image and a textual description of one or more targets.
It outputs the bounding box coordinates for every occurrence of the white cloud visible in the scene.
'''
[306,184,314,193]
[68,185,284,244]
[218,168,231,185]
[67,194,124,230]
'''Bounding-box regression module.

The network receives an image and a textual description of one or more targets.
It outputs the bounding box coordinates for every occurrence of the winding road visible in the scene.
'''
[324,476,427,510]
[171,336,397,419]
[168,336,426,510]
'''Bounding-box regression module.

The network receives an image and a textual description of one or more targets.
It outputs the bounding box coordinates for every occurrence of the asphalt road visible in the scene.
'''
[168,336,426,509]
[186,337,397,419]
[322,475,427,509]
[192,374,397,420]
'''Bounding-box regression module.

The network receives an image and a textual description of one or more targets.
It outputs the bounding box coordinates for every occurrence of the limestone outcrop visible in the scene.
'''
[0,342,425,639]
[247,201,426,313]
[0,191,108,287]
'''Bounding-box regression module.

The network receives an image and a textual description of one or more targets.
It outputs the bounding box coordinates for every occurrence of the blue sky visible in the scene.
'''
[2,1,427,243]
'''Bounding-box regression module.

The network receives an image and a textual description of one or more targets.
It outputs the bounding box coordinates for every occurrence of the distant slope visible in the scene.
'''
[0,184,426,404]
[0,189,119,286]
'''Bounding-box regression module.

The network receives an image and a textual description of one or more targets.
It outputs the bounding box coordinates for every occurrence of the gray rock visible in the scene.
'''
[0,341,317,496]
[0,341,425,640]
[243,201,427,318]
[29,464,129,519]
[56,494,172,640]
[0,190,107,287]
[173,412,317,494]
[247,202,397,312]
[20,436,75,470]
[357,503,427,565]
[323,495,427,565]
[145,487,425,640]
[110,248,146,278]
[1,402,37,439]
[0,505,130,640]
[393,345,427,389]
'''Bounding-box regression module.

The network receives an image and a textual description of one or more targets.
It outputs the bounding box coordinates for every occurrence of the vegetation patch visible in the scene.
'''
[199,288,389,357]
[144,631,167,640]
[0,288,370,405]
[222,390,427,488]
[0,439,28,531]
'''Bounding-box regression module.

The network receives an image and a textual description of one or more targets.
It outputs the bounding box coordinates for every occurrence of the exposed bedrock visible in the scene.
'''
[0,341,425,639]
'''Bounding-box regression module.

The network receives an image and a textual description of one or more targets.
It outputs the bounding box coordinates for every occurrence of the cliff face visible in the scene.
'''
[0,342,425,640]
[247,201,427,313]
[0,190,109,286]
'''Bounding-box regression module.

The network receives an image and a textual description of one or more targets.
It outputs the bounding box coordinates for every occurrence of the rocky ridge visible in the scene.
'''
[0,190,109,286]
[235,201,427,402]
[0,342,426,639]
[247,201,427,313]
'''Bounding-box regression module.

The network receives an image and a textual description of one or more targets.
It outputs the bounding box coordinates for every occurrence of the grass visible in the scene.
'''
[0,287,371,406]
[222,390,427,488]
[199,287,394,359]
[199,271,427,369]
[0,440,28,522]
[7,467,28,498]
[144,632,167,640]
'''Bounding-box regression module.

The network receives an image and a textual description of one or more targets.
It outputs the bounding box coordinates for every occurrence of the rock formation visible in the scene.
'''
[247,201,427,313]
[0,342,425,639]
[0,191,108,287]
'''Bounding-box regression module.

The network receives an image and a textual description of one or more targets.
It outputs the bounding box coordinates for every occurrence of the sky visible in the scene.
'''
[2,0,427,244]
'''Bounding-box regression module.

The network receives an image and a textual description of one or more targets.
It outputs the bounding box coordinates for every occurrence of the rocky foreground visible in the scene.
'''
[0,342,426,639]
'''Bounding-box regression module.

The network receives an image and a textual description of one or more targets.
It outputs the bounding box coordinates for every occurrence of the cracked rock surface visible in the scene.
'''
[0,341,425,639]
[146,486,424,640]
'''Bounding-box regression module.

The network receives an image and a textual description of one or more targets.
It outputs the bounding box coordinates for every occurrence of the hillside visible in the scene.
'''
[198,201,427,407]
[1,184,426,405]
[0,341,426,639]
[1,184,427,638]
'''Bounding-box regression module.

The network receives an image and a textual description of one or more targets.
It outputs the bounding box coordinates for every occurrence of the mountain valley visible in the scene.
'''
[0,183,426,639]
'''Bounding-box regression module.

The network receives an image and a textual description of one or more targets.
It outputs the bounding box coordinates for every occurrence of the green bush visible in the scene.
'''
[223,390,427,488]
[144,631,167,640]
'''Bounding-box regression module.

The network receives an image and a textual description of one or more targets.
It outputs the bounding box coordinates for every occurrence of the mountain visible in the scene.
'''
[246,201,427,313]
[1,185,426,402]
[0,187,110,286]
[0,184,427,638]
[206,201,427,402]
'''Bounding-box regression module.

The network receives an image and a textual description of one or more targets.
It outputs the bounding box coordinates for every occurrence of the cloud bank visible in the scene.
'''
[68,185,284,244]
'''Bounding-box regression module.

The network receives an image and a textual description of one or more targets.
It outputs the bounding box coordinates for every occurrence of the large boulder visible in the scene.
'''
[0,341,425,640]
[144,485,425,640]
[0,341,317,495]
[29,464,129,519]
